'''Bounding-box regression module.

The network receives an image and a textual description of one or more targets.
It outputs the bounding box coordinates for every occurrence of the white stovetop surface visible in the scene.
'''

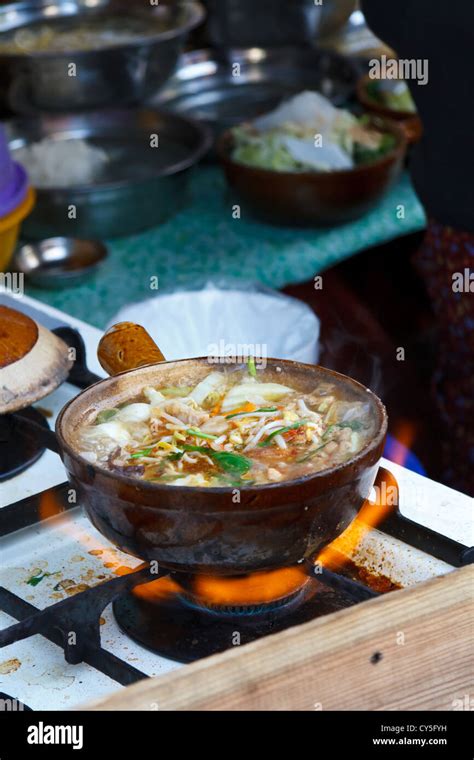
[0,295,472,710]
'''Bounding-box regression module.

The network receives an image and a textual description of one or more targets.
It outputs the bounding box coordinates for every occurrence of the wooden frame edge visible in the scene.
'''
[82,565,474,711]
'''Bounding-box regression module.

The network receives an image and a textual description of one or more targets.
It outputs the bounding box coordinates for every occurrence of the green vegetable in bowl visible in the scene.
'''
[247,356,257,378]
[160,386,193,398]
[230,91,398,173]
[366,79,416,113]
[95,408,119,424]
[353,131,396,165]
[211,451,252,476]
[186,428,219,441]
[232,127,308,172]
[181,444,252,476]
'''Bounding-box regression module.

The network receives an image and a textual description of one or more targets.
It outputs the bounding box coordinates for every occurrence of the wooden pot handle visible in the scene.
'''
[97,322,166,376]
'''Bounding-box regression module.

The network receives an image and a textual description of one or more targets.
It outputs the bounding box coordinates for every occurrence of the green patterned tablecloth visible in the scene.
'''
[28,166,426,329]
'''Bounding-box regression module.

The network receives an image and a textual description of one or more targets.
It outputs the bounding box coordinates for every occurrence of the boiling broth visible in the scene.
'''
[76,364,377,487]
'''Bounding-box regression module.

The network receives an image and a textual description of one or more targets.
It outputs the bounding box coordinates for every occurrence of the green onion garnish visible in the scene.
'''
[180,444,252,475]
[167,452,184,462]
[322,425,337,439]
[186,428,218,440]
[323,421,364,439]
[27,571,54,587]
[226,407,277,419]
[129,448,153,459]
[247,356,257,378]
[180,444,208,453]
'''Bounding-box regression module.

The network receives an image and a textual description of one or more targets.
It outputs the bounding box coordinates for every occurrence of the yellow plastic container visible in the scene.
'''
[0,187,36,272]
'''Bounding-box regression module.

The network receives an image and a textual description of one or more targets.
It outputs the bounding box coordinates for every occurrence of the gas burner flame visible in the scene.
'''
[133,469,400,607]
[389,420,418,466]
[133,566,309,612]
[188,567,309,610]
[38,489,65,522]
[133,575,181,601]
[318,468,399,572]
[37,468,398,610]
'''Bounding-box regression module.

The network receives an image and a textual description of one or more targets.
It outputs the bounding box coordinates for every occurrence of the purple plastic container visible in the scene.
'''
[0,125,29,218]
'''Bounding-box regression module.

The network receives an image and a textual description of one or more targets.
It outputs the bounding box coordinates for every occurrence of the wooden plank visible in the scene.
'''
[84,566,474,711]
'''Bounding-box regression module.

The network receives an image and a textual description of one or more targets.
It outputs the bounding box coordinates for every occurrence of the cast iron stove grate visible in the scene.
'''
[0,474,472,677]
[0,481,381,673]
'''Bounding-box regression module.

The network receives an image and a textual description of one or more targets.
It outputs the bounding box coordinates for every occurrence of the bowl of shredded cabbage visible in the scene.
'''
[217,91,407,226]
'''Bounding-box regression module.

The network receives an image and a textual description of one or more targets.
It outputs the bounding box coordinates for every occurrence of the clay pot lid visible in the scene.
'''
[0,305,39,368]
[0,305,74,413]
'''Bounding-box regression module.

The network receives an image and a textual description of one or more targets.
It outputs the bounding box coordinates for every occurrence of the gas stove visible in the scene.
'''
[0,295,472,712]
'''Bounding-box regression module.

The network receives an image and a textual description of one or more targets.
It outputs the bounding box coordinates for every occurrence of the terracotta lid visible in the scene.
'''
[0,305,73,413]
[0,305,39,368]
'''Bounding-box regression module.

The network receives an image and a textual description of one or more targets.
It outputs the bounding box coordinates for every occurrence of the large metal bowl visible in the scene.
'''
[6,108,212,239]
[0,0,205,112]
[152,47,361,151]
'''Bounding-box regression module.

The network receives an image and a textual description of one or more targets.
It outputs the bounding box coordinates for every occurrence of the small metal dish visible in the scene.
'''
[12,237,108,288]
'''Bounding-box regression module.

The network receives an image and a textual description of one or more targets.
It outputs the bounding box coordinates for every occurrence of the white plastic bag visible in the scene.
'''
[109,281,320,364]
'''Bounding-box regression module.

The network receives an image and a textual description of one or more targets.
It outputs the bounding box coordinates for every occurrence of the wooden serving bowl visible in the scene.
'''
[56,358,387,576]
[217,116,407,226]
